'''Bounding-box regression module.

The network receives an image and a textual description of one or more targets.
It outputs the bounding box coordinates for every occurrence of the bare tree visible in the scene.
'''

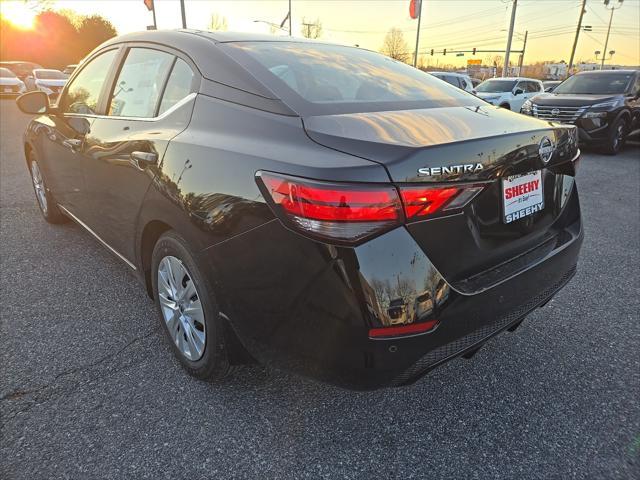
[380,28,409,63]
[301,17,322,39]
[208,13,228,31]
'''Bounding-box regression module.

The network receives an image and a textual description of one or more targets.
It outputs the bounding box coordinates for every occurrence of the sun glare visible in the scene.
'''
[1,1,37,30]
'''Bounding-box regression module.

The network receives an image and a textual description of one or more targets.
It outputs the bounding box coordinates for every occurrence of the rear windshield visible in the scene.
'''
[554,72,634,95]
[476,79,517,93]
[35,70,66,79]
[222,42,480,116]
[0,68,16,78]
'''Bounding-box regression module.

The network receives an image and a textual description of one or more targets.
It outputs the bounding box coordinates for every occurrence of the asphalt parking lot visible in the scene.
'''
[1,98,639,480]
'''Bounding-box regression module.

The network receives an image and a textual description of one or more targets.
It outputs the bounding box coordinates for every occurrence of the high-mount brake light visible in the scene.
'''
[256,172,403,244]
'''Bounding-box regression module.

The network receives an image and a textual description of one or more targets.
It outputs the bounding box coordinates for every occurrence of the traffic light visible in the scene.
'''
[430,49,434,56]
[443,49,446,56]
[472,47,476,55]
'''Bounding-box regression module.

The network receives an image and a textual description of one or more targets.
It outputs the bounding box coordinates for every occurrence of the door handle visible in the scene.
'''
[63,138,83,151]
[130,151,158,171]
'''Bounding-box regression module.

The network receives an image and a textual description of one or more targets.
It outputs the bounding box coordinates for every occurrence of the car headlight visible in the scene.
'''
[589,98,623,109]
[521,99,533,113]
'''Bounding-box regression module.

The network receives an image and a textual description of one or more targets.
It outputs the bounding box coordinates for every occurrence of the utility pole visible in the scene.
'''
[413,0,423,67]
[180,0,187,28]
[289,0,292,36]
[601,0,623,69]
[568,0,587,76]
[503,0,518,77]
[517,30,528,75]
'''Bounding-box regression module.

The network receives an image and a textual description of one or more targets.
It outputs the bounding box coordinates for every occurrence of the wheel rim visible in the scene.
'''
[157,256,206,361]
[30,160,48,215]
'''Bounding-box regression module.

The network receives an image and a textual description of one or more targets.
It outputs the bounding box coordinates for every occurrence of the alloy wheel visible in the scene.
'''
[30,160,48,215]
[157,255,206,361]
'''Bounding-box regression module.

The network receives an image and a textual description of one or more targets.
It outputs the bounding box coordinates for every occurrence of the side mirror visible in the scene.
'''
[16,91,49,114]
[545,87,553,92]
[514,88,524,96]
[68,116,91,136]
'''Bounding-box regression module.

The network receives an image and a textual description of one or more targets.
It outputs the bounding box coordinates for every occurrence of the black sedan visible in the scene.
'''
[17,30,583,390]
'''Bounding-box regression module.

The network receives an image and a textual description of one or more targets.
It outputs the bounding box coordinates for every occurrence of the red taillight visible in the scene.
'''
[256,172,403,244]
[400,186,460,219]
[369,319,439,338]
[257,171,484,243]
[399,185,485,221]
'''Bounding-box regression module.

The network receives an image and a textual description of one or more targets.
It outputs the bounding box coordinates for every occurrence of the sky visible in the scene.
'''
[3,0,640,67]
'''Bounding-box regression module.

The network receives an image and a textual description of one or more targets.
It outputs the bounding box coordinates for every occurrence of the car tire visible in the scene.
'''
[604,118,627,156]
[27,149,68,224]
[499,103,511,110]
[151,230,232,381]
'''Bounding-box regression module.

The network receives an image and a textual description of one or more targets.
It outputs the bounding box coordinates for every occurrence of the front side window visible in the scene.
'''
[108,48,174,118]
[158,58,195,115]
[61,49,118,115]
[222,42,478,116]
[0,67,17,78]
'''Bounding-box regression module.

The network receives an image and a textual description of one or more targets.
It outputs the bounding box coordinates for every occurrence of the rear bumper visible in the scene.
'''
[202,187,583,390]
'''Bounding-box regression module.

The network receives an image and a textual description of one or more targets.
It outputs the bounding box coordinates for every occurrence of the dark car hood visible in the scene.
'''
[531,93,620,107]
[303,105,556,166]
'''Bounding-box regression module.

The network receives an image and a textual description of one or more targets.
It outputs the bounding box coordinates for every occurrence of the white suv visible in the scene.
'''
[428,71,475,93]
[475,77,544,111]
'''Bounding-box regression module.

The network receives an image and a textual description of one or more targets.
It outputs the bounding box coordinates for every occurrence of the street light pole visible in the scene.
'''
[180,0,187,28]
[413,0,423,67]
[517,30,528,76]
[568,0,587,77]
[600,0,623,69]
[503,0,518,77]
[289,0,292,36]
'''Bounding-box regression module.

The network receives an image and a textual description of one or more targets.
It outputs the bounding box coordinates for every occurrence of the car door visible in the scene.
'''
[79,45,198,263]
[38,49,120,214]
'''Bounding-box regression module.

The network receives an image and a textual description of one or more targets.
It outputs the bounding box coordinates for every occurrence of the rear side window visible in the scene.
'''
[108,48,174,118]
[61,49,118,115]
[222,42,479,116]
[158,58,195,115]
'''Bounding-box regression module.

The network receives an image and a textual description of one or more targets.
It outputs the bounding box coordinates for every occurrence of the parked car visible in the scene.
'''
[29,69,67,99]
[476,77,544,110]
[543,80,562,92]
[522,69,640,155]
[0,67,27,96]
[428,71,475,93]
[16,31,583,390]
[0,60,42,80]
[62,64,78,76]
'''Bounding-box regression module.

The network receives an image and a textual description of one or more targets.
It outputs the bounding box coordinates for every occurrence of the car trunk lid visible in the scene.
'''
[303,106,580,290]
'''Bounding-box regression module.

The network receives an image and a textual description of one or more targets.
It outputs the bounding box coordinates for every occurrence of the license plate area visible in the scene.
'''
[502,170,544,224]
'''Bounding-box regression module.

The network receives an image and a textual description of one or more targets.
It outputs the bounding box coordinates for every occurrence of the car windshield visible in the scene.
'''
[476,80,517,93]
[222,42,480,116]
[0,68,17,78]
[554,72,633,94]
[35,69,66,79]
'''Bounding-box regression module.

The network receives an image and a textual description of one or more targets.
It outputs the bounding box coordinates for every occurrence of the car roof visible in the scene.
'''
[91,30,361,101]
[575,69,638,75]
[429,71,468,77]
[498,77,541,81]
[34,68,62,73]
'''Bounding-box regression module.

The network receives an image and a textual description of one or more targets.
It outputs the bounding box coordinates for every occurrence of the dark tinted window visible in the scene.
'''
[222,42,478,116]
[158,58,195,115]
[108,48,174,118]
[61,49,118,115]
[476,79,517,93]
[554,72,634,94]
[459,77,468,90]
